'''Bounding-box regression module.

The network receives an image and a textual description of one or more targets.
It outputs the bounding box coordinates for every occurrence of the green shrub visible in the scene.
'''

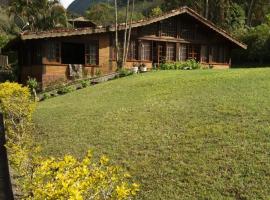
[42,93,51,100]
[27,77,39,100]
[118,68,134,77]
[57,86,76,95]
[159,59,202,70]
[81,80,89,88]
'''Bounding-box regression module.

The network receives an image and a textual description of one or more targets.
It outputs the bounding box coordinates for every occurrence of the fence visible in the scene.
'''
[0,113,14,200]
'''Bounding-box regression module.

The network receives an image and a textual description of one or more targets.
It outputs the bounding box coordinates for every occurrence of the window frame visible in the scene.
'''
[85,41,99,66]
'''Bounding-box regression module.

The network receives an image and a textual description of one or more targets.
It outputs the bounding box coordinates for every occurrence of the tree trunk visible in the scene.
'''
[247,0,255,26]
[0,113,14,200]
[114,0,120,68]
[122,0,130,69]
[205,0,209,19]
[124,0,135,64]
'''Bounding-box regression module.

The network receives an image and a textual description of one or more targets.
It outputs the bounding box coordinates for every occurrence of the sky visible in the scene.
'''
[60,0,74,8]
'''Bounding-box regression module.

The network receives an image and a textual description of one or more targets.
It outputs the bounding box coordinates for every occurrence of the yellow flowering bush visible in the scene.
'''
[27,151,139,200]
[0,82,37,193]
[0,82,139,199]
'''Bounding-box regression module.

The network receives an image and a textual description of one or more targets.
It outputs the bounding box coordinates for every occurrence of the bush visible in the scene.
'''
[118,68,134,77]
[27,77,39,100]
[159,59,202,70]
[29,151,139,200]
[0,82,37,196]
[81,80,89,88]
[42,93,51,100]
[57,85,76,95]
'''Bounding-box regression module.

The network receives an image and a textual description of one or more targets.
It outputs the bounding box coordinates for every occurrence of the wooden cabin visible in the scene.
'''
[6,7,246,88]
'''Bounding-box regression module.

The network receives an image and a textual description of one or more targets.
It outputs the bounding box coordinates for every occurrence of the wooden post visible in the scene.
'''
[0,113,14,200]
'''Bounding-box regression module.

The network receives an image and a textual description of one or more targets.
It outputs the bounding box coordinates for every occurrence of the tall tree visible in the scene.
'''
[124,0,135,64]
[114,0,120,68]
[122,0,130,68]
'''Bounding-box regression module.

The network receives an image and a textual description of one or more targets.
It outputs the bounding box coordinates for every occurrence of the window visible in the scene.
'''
[48,42,60,62]
[200,45,208,63]
[127,41,137,60]
[141,41,152,61]
[31,44,42,65]
[85,42,98,65]
[166,43,175,61]
[187,44,200,61]
[178,44,187,61]
[161,18,176,37]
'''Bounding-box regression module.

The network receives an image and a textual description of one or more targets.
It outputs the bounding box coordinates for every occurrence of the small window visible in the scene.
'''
[178,44,187,61]
[48,42,60,62]
[85,42,98,65]
[141,42,152,61]
[166,43,175,61]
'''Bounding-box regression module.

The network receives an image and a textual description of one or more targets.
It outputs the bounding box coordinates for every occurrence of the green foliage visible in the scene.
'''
[149,6,163,17]
[57,85,76,95]
[233,15,270,64]
[159,59,203,70]
[42,92,51,100]
[80,80,90,88]
[27,77,38,90]
[9,0,68,31]
[117,68,134,77]
[0,34,9,49]
[224,3,246,32]
[85,3,115,25]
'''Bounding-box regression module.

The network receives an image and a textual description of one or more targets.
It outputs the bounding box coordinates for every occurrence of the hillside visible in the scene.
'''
[34,69,270,199]
[67,0,162,16]
[67,0,106,15]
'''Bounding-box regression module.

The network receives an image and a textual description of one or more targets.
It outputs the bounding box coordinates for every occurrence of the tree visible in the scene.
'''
[85,3,115,25]
[9,0,68,31]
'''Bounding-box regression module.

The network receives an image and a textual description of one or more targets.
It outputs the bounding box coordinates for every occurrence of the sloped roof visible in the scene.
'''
[19,7,247,49]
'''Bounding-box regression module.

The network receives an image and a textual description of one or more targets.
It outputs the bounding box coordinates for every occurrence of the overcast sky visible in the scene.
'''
[60,0,74,8]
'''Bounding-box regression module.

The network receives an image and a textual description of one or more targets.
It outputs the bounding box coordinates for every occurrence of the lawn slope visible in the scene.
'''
[34,69,270,199]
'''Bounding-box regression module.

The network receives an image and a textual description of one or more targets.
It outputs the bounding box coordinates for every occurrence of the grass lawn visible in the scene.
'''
[34,69,270,199]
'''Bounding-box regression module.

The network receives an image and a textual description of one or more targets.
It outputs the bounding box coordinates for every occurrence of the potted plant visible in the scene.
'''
[132,63,139,73]
[140,63,147,72]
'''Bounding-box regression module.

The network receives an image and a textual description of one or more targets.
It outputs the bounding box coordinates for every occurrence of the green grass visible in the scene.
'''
[34,69,270,199]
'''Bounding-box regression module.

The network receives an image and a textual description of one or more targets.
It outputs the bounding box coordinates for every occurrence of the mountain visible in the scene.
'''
[67,0,107,15]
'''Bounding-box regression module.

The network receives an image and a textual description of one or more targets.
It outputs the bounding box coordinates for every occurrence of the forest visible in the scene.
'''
[1,0,270,64]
